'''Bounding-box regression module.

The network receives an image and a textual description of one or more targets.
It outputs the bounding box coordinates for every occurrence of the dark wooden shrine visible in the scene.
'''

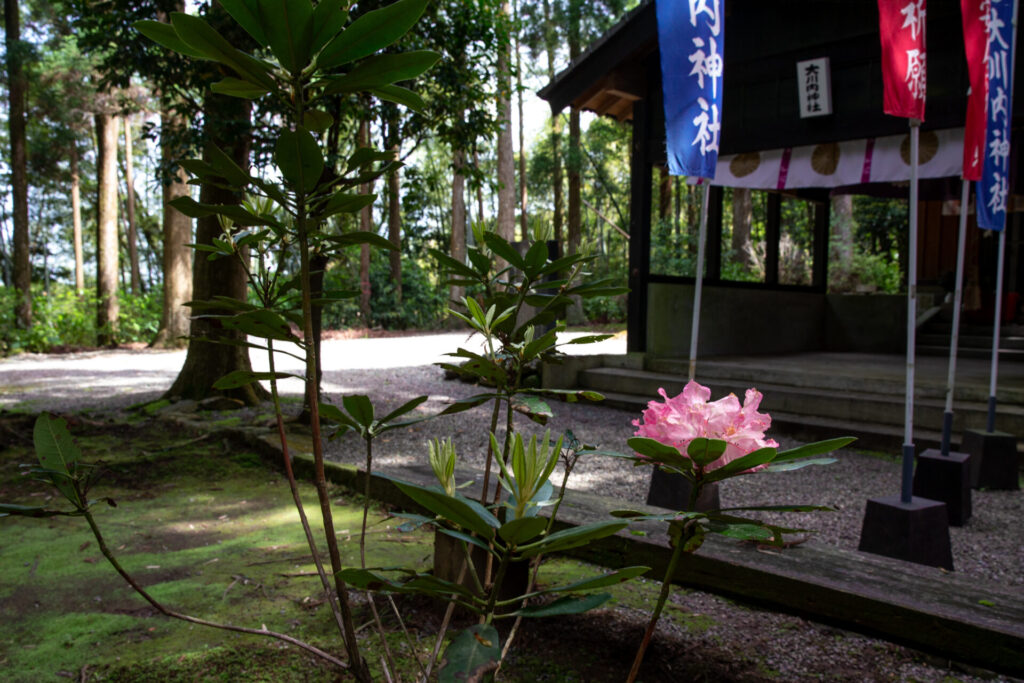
[539,0,1023,355]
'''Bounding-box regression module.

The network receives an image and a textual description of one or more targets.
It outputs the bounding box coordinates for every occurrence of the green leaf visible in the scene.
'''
[219,309,299,342]
[537,566,650,595]
[508,593,611,618]
[438,393,494,416]
[33,414,83,507]
[513,395,552,423]
[523,240,549,276]
[370,84,426,112]
[346,147,396,171]
[324,232,397,251]
[310,0,347,53]
[391,479,499,540]
[211,77,270,99]
[169,198,276,227]
[626,437,694,475]
[322,51,440,96]
[260,0,313,73]
[703,447,778,483]
[303,109,334,133]
[337,567,477,602]
[342,395,374,428]
[169,13,274,88]
[437,528,495,556]
[316,191,375,219]
[774,437,855,463]
[318,0,431,69]
[687,438,727,468]
[564,334,613,345]
[708,521,775,541]
[380,395,429,424]
[212,370,294,390]
[517,520,628,559]
[766,457,837,472]
[498,516,547,546]
[482,232,527,270]
[134,20,210,60]
[319,403,359,430]
[439,624,500,683]
[275,127,323,194]
[219,0,267,46]
[0,503,80,518]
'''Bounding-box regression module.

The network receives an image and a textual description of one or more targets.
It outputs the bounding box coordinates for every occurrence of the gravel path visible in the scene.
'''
[2,331,1022,681]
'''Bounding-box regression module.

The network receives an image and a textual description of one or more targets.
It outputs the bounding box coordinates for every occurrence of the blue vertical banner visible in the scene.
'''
[977,0,1017,230]
[656,0,724,178]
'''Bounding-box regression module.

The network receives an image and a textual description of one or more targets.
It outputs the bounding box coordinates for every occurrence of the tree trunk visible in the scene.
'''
[6,0,31,328]
[731,187,753,267]
[495,1,515,244]
[829,194,855,292]
[474,149,485,228]
[123,116,142,294]
[514,0,528,242]
[450,148,467,311]
[565,1,587,325]
[358,118,372,324]
[387,118,401,305]
[164,90,265,404]
[542,0,563,253]
[71,143,85,294]
[95,112,120,347]
[658,167,672,222]
[151,111,194,348]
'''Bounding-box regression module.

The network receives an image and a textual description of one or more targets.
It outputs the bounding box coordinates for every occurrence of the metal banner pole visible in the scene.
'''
[941,180,970,454]
[986,230,1007,431]
[688,182,711,381]
[902,120,921,504]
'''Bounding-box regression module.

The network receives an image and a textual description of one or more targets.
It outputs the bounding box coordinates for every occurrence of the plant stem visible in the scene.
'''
[83,509,347,670]
[478,398,503,506]
[626,522,692,683]
[267,339,347,639]
[293,78,368,683]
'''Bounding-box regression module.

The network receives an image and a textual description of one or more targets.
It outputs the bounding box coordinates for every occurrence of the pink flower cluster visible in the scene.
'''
[632,381,778,473]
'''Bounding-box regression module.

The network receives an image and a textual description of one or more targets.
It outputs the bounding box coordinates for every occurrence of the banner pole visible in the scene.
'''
[941,179,970,455]
[688,181,711,381]
[902,119,920,504]
[986,230,1007,431]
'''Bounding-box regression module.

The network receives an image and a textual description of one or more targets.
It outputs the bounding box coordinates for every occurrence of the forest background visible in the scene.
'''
[0,0,908,356]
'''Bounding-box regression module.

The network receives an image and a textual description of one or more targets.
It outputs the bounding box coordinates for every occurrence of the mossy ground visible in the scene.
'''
[0,413,745,682]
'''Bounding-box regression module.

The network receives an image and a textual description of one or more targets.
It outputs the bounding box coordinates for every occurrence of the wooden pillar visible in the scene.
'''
[765,192,781,285]
[627,98,653,353]
[812,199,830,291]
[706,185,724,282]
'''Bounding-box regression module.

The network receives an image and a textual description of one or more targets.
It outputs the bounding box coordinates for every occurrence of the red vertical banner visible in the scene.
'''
[961,0,990,180]
[878,0,927,120]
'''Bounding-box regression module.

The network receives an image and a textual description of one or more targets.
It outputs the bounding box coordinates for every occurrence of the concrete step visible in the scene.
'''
[917,345,1024,362]
[643,356,1024,405]
[917,333,1024,350]
[580,367,1024,436]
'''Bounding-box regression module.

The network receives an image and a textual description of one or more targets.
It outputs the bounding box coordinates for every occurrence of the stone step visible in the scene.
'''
[580,367,1024,436]
[917,345,1024,361]
[917,333,1024,350]
[643,356,1024,405]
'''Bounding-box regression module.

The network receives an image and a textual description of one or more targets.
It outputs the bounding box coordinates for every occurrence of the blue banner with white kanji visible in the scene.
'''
[977,0,1017,231]
[657,0,723,178]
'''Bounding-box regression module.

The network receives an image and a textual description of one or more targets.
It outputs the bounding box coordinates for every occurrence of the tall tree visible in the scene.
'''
[358,117,373,323]
[123,115,142,294]
[732,188,753,267]
[450,147,467,307]
[385,115,402,303]
[95,110,120,346]
[70,140,84,292]
[495,1,515,243]
[515,0,528,241]
[5,0,31,328]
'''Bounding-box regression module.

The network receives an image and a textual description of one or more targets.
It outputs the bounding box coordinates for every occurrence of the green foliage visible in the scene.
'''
[0,285,162,354]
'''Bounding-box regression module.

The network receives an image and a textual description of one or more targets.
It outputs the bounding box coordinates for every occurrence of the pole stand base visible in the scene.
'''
[962,429,1020,490]
[912,449,972,526]
[857,495,953,570]
[646,467,720,512]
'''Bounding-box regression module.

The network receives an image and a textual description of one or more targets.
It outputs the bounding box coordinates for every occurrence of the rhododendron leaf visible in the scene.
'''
[390,479,499,539]
[523,240,550,277]
[508,592,611,618]
[718,504,833,513]
[774,437,855,462]
[437,528,495,556]
[534,566,650,595]
[513,395,552,424]
[439,624,500,683]
[437,394,494,416]
[766,457,838,472]
[428,248,480,279]
[482,232,526,270]
[212,370,295,389]
[33,414,84,508]
[564,334,614,345]
[703,447,778,483]
[708,521,775,541]
[627,437,690,471]
[499,516,547,546]
[687,438,727,468]
[516,520,628,559]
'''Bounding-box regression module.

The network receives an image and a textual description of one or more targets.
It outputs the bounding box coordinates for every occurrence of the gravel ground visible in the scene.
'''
[2,331,1022,681]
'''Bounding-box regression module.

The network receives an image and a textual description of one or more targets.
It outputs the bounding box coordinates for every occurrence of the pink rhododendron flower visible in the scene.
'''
[632,380,778,473]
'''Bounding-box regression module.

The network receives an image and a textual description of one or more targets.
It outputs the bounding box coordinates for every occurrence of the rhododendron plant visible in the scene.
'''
[607,384,856,683]
[633,381,778,472]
